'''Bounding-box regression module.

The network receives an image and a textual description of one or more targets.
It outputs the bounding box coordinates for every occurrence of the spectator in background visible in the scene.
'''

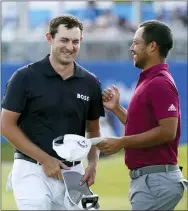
[84,1,99,24]
[154,1,188,31]
[172,7,188,27]
[81,1,99,33]
[117,16,136,33]
[155,9,166,22]
[95,9,117,29]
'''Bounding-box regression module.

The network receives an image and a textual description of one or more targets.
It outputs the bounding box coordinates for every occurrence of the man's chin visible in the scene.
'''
[134,61,138,68]
[59,59,72,65]
[134,61,141,69]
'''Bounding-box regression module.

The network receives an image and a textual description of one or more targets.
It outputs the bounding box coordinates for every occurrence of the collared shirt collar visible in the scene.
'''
[41,54,84,78]
[139,63,169,79]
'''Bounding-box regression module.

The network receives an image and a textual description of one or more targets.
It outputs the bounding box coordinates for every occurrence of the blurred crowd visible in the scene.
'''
[154,2,188,35]
[76,1,136,34]
[81,1,187,37]
[2,1,188,42]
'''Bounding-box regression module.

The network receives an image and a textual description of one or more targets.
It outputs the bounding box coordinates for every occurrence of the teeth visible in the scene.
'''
[63,52,71,55]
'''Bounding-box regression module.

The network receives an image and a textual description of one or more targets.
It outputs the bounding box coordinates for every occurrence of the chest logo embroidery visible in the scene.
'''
[77,93,90,101]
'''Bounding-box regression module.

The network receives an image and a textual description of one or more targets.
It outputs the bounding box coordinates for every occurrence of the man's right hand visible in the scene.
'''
[41,156,71,181]
[102,85,120,111]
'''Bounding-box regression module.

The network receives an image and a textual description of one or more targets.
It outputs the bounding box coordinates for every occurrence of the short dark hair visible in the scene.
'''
[49,14,83,38]
[139,20,173,58]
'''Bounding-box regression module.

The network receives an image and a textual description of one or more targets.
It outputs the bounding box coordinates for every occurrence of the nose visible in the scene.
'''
[66,41,74,51]
[129,43,133,52]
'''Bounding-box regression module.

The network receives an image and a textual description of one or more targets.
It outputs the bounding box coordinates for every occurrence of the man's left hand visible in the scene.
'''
[80,163,96,187]
[97,137,122,155]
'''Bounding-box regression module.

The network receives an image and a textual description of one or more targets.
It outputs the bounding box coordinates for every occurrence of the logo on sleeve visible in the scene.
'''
[168,104,176,111]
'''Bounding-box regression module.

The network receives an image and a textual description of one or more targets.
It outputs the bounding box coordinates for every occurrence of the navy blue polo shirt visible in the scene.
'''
[2,55,105,159]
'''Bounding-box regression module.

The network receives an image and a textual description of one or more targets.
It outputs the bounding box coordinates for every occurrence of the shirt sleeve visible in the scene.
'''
[148,77,179,121]
[1,70,29,113]
[87,79,105,120]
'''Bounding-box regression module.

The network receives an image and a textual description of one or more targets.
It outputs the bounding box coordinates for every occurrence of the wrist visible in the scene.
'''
[39,153,51,165]
[111,104,121,113]
[88,162,97,169]
[119,136,128,148]
[88,157,98,167]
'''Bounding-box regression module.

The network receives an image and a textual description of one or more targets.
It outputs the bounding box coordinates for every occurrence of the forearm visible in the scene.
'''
[120,126,173,148]
[86,131,100,165]
[2,124,50,163]
[112,105,128,125]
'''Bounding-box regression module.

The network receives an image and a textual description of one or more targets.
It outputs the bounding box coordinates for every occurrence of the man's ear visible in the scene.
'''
[46,32,53,45]
[149,41,158,53]
[80,36,83,42]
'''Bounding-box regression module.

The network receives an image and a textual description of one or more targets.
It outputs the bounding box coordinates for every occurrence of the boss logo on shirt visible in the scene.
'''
[77,93,89,101]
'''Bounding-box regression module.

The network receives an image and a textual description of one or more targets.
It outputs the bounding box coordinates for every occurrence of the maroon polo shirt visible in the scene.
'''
[124,64,181,170]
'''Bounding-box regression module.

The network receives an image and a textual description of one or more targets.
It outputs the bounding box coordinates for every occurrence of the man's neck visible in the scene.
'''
[142,58,166,72]
[49,55,74,79]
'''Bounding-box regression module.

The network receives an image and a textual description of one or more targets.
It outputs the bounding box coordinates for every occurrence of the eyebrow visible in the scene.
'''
[133,38,144,44]
[60,37,80,41]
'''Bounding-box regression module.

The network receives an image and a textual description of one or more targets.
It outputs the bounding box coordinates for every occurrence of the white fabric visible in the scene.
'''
[53,134,103,162]
[64,186,83,210]
[8,159,85,210]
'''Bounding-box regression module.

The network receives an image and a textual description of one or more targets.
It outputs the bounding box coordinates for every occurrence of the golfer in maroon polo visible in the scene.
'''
[98,20,187,210]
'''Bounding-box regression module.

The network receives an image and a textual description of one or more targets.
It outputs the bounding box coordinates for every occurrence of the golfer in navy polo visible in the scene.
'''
[1,15,104,210]
[98,20,187,210]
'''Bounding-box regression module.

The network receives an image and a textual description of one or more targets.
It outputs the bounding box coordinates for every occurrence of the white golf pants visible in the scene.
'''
[7,159,85,210]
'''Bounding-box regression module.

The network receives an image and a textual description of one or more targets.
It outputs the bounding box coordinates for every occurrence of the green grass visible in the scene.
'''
[1,144,188,210]
[1,142,14,162]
